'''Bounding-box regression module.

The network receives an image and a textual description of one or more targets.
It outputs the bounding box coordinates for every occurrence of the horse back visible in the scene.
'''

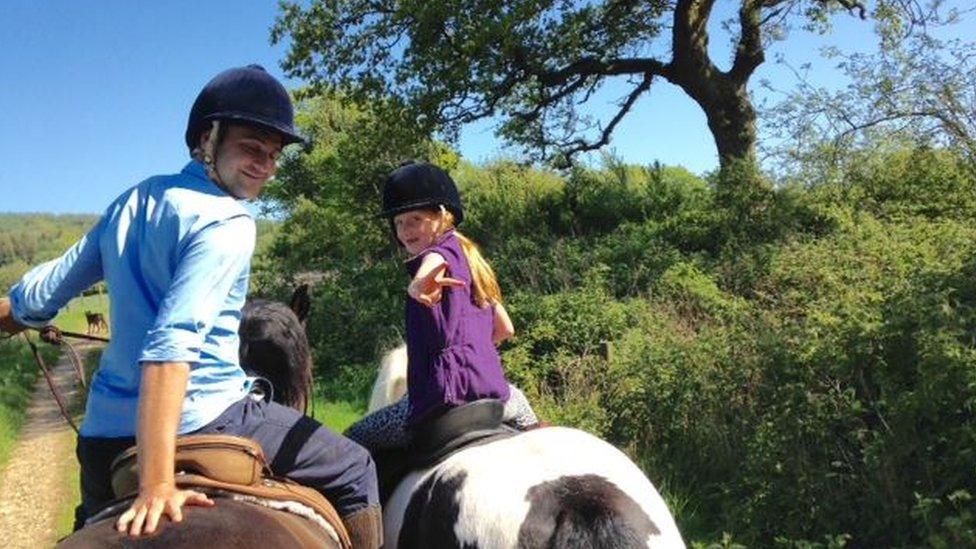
[57,498,341,548]
[385,427,685,548]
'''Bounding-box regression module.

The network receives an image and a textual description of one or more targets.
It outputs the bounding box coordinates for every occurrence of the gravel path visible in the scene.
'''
[0,343,94,548]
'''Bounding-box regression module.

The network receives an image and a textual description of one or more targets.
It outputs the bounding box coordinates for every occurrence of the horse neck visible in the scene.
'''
[368,345,408,412]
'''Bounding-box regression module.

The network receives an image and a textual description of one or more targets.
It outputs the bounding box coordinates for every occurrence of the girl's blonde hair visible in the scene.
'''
[440,210,501,308]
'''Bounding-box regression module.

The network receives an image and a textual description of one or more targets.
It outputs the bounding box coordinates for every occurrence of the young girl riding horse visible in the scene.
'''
[345,162,537,451]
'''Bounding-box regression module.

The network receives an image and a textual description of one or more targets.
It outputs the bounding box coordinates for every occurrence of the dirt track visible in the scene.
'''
[0,343,92,548]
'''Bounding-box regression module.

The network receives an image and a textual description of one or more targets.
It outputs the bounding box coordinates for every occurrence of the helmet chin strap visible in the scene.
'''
[200,120,246,199]
[437,204,449,234]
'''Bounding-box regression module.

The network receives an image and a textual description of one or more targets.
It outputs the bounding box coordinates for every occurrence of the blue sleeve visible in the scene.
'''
[139,215,255,364]
[8,218,105,327]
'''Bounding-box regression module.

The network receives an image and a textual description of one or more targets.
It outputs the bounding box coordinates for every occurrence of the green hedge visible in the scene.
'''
[254,94,976,547]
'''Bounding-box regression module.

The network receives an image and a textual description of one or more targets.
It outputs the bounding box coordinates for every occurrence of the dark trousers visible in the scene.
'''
[74,396,380,530]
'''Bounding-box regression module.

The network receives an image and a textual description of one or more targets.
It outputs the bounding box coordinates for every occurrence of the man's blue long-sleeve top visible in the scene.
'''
[9,161,252,437]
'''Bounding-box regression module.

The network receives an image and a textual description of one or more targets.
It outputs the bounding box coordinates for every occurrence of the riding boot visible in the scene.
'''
[343,505,383,549]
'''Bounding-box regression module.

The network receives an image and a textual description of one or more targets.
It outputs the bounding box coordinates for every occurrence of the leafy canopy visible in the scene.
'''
[272,0,922,168]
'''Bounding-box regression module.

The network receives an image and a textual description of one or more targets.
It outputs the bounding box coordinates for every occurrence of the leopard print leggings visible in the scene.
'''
[345,384,538,452]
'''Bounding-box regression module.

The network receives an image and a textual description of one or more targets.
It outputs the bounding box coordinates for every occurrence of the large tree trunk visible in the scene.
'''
[702,84,757,166]
[680,75,758,168]
[666,0,763,174]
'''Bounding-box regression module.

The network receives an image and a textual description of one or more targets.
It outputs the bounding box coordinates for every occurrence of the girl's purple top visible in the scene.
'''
[404,231,511,425]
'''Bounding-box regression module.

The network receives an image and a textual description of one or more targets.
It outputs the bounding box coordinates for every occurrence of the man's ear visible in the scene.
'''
[198,129,212,151]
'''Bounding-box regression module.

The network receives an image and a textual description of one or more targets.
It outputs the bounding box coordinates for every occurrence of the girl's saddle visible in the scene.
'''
[374,399,518,500]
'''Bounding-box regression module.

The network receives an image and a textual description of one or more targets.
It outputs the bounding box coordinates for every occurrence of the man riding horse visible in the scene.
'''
[0,65,382,547]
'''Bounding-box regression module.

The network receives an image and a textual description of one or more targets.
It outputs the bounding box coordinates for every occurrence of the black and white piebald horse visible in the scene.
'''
[368,346,685,548]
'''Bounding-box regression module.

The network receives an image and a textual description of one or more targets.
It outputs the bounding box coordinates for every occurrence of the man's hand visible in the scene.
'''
[115,483,214,536]
[408,261,465,307]
[116,361,208,536]
[0,298,27,336]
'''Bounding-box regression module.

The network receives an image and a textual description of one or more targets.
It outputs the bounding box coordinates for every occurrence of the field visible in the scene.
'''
[310,397,366,434]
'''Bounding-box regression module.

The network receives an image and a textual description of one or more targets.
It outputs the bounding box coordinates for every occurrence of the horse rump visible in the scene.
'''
[517,474,661,548]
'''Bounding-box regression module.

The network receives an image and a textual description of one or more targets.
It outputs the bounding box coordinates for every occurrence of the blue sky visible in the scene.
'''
[0,1,970,214]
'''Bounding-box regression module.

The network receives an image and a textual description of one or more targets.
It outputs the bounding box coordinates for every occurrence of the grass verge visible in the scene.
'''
[311,395,366,433]
[0,338,56,469]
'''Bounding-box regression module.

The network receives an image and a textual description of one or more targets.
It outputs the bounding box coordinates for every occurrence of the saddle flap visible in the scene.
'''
[374,399,516,501]
[412,398,505,453]
[110,434,268,499]
[412,399,517,466]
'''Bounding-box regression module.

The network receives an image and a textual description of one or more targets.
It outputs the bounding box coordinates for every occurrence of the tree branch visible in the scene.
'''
[559,72,655,160]
[670,0,719,79]
[531,56,667,86]
[513,76,593,124]
[833,0,867,19]
[729,0,766,83]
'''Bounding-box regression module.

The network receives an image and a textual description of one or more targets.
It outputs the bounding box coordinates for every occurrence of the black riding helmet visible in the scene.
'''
[185,64,304,152]
[379,162,464,224]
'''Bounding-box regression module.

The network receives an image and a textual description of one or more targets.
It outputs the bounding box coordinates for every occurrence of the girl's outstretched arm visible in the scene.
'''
[492,302,515,345]
[408,253,465,307]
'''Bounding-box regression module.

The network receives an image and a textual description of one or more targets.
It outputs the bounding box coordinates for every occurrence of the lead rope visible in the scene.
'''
[38,326,91,389]
[22,330,81,434]
[15,325,103,434]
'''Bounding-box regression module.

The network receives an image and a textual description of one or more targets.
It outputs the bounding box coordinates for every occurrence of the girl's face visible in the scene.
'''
[393,209,444,256]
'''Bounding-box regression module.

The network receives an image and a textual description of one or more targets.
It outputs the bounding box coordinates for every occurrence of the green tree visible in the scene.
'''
[272,0,926,176]
[762,11,976,177]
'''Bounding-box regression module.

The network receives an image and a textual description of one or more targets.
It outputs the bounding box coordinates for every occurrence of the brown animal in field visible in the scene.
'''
[84,311,107,335]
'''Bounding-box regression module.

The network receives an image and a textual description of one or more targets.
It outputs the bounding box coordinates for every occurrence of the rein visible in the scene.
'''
[15,326,101,435]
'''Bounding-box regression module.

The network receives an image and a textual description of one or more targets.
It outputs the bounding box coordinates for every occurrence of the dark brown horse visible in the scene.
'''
[85,311,108,335]
[58,291,343,548]
[59,498,341,548]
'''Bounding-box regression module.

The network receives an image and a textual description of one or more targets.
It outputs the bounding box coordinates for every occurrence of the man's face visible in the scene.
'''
[206,124,284,200]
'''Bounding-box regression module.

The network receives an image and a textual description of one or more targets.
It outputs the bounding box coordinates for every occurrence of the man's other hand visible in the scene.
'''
[0,298,27,336]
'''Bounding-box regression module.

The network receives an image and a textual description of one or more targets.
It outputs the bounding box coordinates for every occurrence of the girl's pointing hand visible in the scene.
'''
[409,260,464,307]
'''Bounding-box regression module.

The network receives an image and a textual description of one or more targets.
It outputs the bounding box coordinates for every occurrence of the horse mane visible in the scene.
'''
[289,283,311,326]
[239,298,313,413]
[368,345,408,412]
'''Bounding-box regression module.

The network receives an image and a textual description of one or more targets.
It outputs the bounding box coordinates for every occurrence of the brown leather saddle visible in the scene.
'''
[100,434,351,548]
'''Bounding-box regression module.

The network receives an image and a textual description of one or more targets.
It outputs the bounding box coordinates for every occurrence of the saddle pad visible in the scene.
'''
[175,473,351,549]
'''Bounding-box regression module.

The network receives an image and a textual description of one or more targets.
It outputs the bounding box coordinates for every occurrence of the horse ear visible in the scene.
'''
[289,283,311,324]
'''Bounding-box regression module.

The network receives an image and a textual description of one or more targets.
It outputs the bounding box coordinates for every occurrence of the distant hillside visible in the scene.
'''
[0,214,100,290]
